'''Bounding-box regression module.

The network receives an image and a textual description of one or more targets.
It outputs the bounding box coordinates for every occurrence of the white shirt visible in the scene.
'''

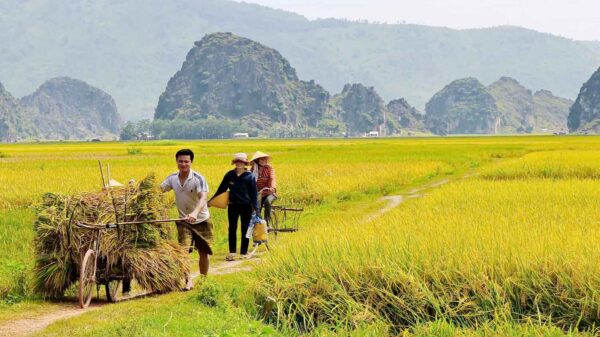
[160,169,210,223]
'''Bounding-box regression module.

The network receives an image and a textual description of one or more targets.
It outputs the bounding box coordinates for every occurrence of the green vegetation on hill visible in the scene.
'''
[1,0,599,119]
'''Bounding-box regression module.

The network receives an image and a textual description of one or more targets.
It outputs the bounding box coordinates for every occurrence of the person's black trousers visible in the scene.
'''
[227,203,253,254]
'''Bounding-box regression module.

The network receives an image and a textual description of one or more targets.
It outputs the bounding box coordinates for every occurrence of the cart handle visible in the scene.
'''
[76,218,182,229]
[76,222,116,230]
[271,206,304,212]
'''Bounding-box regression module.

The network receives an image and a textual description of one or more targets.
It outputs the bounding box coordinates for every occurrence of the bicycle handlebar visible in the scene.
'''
[257,187,272,194]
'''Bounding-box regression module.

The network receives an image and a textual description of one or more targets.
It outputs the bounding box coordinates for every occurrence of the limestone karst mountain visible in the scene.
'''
[425,78,500,135]
[568,67,600,133]
[21,77,121,140]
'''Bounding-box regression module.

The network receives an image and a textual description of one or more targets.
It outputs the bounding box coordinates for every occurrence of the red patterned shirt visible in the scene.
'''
[256,164,276,197]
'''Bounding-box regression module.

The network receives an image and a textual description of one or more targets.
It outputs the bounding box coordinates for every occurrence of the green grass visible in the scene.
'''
[126,147,143,155]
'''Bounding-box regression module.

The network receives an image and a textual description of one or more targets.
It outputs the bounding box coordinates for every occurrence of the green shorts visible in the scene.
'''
[176,219,214,255]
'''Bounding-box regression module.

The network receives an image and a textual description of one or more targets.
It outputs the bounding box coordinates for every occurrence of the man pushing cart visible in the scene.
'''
[160,149,214,290]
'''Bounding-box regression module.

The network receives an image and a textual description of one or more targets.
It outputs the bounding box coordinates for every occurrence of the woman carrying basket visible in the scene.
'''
[213,153,258,261]
[250,151,277,226]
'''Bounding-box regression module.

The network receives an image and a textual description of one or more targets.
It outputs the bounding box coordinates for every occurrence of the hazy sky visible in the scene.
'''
[237,0,600,41]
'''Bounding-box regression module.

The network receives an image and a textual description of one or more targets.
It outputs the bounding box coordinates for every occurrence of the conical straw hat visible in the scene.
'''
[208,191,229,209]
[104,179,124,189]
[250,151,271,162]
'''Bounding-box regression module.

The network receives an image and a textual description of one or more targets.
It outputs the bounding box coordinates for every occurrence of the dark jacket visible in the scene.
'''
[215,170,258,210]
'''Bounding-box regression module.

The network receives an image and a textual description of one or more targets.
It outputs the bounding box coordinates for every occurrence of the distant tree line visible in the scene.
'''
[120,118,349,140]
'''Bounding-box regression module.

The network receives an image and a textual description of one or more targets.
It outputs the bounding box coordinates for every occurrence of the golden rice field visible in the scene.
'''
[249,147,600,336]
[0,140,462,209]
[1,136,599,336]
[1,138,493,300]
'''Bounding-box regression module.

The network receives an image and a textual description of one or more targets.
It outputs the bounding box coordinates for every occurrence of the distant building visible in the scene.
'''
[367,131,379,137]
[233,132,249,138]
[136,132,155,141]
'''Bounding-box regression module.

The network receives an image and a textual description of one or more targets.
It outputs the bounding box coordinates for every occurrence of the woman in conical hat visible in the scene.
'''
[213,153,258,261]
[250,151,277,226]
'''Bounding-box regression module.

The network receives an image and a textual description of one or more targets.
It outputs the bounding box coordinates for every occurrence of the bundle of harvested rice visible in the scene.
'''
[125,242,189,293]
[33,173,189,298]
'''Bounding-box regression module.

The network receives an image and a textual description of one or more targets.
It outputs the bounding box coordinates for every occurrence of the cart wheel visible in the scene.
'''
[79,249,97,308]
[105,279,121,302]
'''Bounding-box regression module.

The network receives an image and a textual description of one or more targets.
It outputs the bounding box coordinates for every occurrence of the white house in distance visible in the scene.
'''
[367,131,379,137]
[233,132,249,139]
[137,132,155,141]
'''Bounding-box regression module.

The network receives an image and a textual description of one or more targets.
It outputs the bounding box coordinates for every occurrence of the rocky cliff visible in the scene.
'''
[155,33,329,132]
[487,77,571,133]
[386,98,426,132]
[0,82,20,142]
[0,82,37,142]
[327,83,394,135]
[425,78,500,135]
[487,77,534,133]
[531,90,571,132]
[568,67,600,133]
[21,77,121,140]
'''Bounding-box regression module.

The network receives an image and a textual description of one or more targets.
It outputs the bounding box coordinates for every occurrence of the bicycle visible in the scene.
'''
[256,188,303,236]
[247,189,303,256]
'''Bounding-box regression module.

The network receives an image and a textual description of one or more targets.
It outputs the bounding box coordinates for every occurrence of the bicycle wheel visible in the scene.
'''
[79,249,97,308]
[270,209,279,238]
[105,279,121,302]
